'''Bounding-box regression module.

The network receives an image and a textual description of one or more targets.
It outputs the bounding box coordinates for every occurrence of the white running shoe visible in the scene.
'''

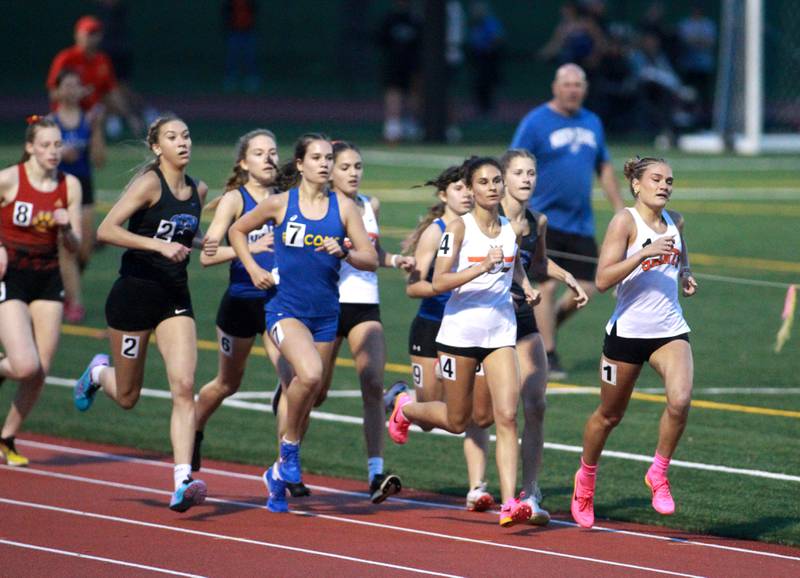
[466,482,494,512]
[524,495,551,526]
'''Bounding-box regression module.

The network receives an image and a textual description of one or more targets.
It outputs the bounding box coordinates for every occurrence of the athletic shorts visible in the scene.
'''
[266,311,339,344]
[216,289,267,339]
[436,342,512,363]
[546,227,598,282]
[337,303,381,338]
[76,174,95,206]
[603,323,690,365]
[105,276,193,331]
[514,300,538,340]
[408,315,441,358]
[0,267,63,304]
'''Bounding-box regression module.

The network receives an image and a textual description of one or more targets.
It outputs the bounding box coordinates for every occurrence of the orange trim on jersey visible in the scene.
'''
[467,256,515,263]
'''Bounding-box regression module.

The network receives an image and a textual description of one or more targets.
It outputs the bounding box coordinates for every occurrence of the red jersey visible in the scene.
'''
[46,46,118,111]
[0,164,68,271]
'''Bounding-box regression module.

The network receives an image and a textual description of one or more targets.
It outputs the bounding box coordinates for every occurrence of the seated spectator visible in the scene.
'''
[677,6,716,127]
[592,26,638,134]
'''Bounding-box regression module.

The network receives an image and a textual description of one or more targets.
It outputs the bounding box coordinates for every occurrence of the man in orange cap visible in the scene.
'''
[46,15,141,135]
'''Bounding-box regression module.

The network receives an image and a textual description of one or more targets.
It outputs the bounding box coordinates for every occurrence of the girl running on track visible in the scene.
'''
[73,115,210,513]
[192,129,286,472]
[571,156,697,529]
[0,116,82,466]
[400,165,497,512]
[388,156,536,528]
[50,68,106,323]
[228,133,377,513]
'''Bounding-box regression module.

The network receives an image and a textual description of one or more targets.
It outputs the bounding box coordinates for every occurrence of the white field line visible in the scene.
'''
[0,538,206,577]
[0,471,704,577]
[42,376,800,483]
[0,493,462,578]
[14,440,800,564]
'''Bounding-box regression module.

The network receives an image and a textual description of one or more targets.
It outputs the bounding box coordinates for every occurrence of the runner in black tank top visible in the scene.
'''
[73,116,211,514]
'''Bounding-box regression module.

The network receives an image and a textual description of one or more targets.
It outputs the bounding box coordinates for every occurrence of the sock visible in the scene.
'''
[281,436,299,446]
[648,452,671,480]
[367,457,384,483]
[174,463,192,490]
[90,365,105,385]
[0,436,14,449]
[578,457,598,489]
[271,462,283,481]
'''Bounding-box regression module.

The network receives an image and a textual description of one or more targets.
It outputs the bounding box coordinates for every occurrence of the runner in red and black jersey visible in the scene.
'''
[0,116,82,466]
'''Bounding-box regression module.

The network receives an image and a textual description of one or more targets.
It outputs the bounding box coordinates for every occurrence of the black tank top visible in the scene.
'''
[499,206,542,304]
[119,167,201,285]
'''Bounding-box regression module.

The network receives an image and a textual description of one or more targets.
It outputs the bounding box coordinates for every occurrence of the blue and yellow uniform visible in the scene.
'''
[52,112,95,206]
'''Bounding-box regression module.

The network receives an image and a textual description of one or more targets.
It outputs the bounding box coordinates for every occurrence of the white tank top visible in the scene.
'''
[436,212,518,348]
[605,207,691,338]
[339,194,380,304]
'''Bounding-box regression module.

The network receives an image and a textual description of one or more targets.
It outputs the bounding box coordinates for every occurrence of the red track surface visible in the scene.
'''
[1,434,798,577]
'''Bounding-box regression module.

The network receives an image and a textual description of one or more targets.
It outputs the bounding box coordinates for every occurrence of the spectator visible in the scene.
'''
[222,0,262,93]
[677,6,716,127]
[46,15,142,136]
[467,1,504,117]
[538,1,605,75]
[639,1,678,65]
[377,0,423,143]
[592,26,638,134]
[510,63,624,380]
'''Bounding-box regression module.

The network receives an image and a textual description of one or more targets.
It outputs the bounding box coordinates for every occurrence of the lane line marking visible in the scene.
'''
[0,538,206,577]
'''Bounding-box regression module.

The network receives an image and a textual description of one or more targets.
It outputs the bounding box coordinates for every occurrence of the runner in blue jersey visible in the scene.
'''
[510,63,623,380]
[229,134,377,513]
[50,69,106,323]
[191,129,287,472]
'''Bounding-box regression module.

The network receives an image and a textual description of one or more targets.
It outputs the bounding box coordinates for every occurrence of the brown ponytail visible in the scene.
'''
[402,164,464,254]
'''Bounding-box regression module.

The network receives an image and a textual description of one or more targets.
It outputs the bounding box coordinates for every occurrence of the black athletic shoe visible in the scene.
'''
[369,473,402,504]
[191,430,204,472]
[286,481,311,497]
[271,381,282,416]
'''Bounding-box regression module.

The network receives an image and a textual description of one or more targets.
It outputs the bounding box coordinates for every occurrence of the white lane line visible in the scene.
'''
[0,471,703,577]
[0,538,206,577]
[31,381,800,485]
[0,495,463,578]
[8,447,800,564]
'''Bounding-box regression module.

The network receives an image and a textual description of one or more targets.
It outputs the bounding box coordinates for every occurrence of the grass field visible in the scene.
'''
[1,142,799,546]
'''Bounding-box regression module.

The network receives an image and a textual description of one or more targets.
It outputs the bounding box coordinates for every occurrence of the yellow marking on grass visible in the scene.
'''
[692,253,800,274]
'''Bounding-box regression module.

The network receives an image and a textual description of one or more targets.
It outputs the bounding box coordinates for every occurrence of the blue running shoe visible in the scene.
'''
[169,477,207,512]
[278,440,302,484]
[74,354,109,412]
[263,464,288,513]
[383,381,409,416]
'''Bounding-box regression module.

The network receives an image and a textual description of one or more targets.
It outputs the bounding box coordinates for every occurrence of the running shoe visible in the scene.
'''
[287,481,312,498]
[383,381,408,416]
[546,351,567,381]
[169,477,207,512]
[0,436,29,467]
[466,482,494,512]
[271,381,281,416]
[263,464,288,513]
[369,473,402,504]
[499,493,532,527]
[74,353,109,411]
[523,495,551,526]
[571,470,595,528]
[278,440,302,484]
[388,392,412,444]
[645,471,675,515]
[191,430,204,472]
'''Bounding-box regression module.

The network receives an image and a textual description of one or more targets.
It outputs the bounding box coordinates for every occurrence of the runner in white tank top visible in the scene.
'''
[387,157,538,529]
[339,193,380,303]
[435,212,518,348]
[571,157,698,530]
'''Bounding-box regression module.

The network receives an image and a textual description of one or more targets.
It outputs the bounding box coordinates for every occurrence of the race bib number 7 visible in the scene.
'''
[285,222,306,248]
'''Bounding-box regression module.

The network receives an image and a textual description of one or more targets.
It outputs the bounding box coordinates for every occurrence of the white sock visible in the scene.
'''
[174,463,191,490]
[90,365,105,385]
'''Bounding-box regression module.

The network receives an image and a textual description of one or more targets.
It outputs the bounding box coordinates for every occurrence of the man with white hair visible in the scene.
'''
[511,63,624,379]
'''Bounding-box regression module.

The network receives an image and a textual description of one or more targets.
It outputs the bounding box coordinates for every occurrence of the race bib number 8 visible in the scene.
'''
[437,232,454,257]
[285,222,306,248]
[13,201,33,227]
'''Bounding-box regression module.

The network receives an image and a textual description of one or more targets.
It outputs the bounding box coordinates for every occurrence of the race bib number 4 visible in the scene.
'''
[437,232,454,257]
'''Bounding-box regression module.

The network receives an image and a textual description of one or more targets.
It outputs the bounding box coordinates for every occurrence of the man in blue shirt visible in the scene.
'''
[511,63,623,379]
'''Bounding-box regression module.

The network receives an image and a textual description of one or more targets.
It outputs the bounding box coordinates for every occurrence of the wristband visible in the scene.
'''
[391,254,400,268]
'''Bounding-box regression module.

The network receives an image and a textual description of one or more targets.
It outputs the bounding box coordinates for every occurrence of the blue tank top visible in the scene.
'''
[228,186,276,300]
[267,187,345,318]
[417,218,451,321]
[54,112,91,179]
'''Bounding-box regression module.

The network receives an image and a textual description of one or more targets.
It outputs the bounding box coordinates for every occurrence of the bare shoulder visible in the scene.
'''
[125,170,162,205]
[65,173,82,201]
[0,165,19,196]
[369,195,380,213]
[445,216,465,234]
[606,207,635,236]
[196,179,209,203]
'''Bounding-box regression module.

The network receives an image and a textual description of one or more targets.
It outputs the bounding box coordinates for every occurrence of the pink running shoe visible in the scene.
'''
[645,472,675,515]
[388,392,412,444]
[571,471,595,528]
[499,494,532,527]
